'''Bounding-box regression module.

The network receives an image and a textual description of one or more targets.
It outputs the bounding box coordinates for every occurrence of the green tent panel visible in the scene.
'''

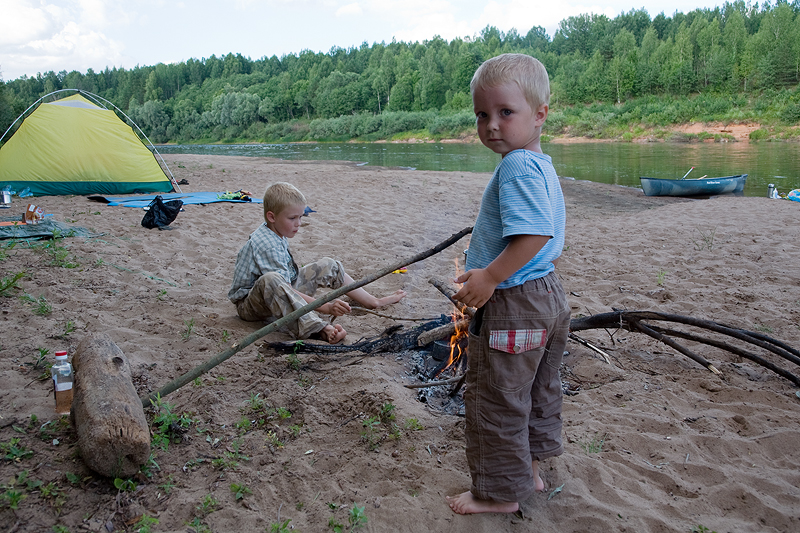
[0,94,173,196]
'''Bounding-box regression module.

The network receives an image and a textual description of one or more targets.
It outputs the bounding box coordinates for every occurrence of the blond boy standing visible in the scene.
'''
[448,54,570,514]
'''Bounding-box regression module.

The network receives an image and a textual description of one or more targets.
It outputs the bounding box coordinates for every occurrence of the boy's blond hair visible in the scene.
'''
[263,182,306,221]
[470,53,550,111]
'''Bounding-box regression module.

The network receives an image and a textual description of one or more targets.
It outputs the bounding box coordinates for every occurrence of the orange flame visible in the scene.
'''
[444,256,468,371]
[447,313,467,369]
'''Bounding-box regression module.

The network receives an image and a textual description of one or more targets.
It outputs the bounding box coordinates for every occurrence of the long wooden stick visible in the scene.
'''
[571,310,800,367]
[629,319,722,375]
[646,324,800,386]
[140,226,473,407]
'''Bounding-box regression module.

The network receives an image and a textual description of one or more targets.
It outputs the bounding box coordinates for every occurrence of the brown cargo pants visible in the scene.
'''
[464,271,570,503]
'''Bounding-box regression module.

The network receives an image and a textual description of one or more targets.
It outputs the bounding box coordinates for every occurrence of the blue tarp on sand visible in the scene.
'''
[88,192,262,208]
[0,215,101,240]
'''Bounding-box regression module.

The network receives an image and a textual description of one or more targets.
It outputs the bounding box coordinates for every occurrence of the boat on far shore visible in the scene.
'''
[639,174,747,197]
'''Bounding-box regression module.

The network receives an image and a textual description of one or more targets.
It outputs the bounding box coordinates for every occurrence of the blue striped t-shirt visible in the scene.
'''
[465,149,565,289]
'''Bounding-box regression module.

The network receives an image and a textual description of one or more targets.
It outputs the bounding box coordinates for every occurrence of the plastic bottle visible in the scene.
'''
[51,351,74,415]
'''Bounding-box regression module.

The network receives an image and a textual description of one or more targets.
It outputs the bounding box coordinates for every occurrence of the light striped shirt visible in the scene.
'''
[228,223,298,303]
[465,149,565,289]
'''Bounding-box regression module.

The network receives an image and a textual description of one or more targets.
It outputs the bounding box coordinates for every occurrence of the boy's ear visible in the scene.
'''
[535,104,549,127]
[265,211,276,223]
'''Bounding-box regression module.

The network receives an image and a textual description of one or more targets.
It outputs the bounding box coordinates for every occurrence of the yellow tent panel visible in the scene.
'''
[0,94,173,196]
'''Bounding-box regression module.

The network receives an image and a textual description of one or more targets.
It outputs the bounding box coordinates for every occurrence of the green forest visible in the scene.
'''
[2,1,800,145]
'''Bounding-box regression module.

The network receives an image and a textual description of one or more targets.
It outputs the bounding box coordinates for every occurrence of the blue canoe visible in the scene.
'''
[639,174,747,197]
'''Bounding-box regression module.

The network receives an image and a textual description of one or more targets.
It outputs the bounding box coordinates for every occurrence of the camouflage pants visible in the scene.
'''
[235,257,346,339]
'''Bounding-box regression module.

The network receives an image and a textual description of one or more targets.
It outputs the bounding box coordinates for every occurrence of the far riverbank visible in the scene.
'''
[157,138,800,196]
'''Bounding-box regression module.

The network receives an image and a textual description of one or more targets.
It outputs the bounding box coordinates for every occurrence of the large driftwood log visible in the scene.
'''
[71,334,150,477]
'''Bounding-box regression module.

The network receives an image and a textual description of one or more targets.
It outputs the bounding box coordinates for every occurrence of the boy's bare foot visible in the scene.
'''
[532,460,545,492]
[374,289,406,308]
[445,491,519,515]
[314,324,346,344]
[343,273,407,309]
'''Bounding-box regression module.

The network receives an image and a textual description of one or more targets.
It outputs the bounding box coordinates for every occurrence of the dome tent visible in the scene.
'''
[0,90,177,197]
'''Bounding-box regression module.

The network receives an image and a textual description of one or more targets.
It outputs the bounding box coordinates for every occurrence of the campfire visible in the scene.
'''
[422,260,472,381]
[445,258,469,366]
[429,306,469,379]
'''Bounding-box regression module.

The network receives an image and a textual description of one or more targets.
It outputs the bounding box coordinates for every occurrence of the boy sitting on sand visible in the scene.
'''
[228,182,405,343]
[447,54,571,514]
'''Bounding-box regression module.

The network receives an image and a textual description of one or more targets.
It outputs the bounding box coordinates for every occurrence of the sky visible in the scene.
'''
[1,0,728,82]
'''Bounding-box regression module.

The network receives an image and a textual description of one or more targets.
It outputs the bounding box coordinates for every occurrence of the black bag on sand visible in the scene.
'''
[141,195,183,229]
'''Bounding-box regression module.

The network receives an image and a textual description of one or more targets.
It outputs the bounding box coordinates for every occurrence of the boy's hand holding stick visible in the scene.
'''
[429,277,476,318]
[141,226,473,407]
[414,278,476,347]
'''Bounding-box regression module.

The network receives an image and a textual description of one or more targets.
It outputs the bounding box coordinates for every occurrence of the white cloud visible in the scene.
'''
[0,0,59,45]
[336,2,363,16]
[0,0,127,78]
[475,1,620,38]
[8,21,124,74]
[360,0,474,42]
[76,0,111,27]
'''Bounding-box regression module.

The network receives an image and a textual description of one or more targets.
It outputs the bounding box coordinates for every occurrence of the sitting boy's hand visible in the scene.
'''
[452,269,498,309]
[321,299,351,316]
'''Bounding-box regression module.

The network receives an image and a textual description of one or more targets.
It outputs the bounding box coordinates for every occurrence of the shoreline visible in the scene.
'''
[156,121,774,147]
[392,121,765,144]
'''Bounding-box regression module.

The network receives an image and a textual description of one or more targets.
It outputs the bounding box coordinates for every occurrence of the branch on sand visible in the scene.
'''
[570,310,800,386]
[410,285,800,387]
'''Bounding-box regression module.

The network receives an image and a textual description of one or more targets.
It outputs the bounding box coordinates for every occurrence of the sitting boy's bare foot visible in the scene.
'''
[374,289,406,308]
[445,491,519,515]
[315,324,346,344]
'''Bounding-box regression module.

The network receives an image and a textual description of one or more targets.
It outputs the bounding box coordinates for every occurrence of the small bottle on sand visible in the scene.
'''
[51,351,74,415]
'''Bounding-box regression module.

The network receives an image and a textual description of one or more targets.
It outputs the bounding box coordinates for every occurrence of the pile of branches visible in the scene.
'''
[570,310,800,386]
[271,302,800,389]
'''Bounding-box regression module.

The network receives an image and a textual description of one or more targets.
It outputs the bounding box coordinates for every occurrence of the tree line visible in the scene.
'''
[1,0,800,145]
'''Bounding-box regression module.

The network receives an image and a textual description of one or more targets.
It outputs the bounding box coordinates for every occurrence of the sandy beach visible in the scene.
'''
[1,154,799,532]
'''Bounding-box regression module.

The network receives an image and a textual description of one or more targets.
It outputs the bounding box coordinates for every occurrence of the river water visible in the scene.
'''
[156,141,800,197]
